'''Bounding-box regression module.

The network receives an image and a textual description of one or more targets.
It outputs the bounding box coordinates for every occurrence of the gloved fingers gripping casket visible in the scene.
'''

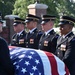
[9,46,70,75]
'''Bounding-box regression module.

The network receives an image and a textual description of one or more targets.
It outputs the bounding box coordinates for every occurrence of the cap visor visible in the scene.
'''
[58,22,66,26]
[13,23,18,26]
[41,20,49,25]
[25,20,32,23]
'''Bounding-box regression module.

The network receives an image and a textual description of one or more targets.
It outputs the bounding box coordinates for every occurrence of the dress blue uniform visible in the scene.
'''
[25,14,43,49]
[38,14,59,54]
[11,30,26,47]
[55,16,75,75]
[39,29,59,54]
[11,17,26,47]
[26,28,42,49]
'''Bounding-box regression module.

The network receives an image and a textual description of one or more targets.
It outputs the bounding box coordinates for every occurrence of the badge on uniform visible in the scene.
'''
[19,39,24,44]
[44,41,48,46]
[60,44,66,51]
[30,39,34,44]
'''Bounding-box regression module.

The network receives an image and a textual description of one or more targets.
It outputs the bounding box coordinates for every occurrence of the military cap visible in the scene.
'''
[41,14,56,25]
[13,17,25,26]
[25,14,40,23]
[58,16,75,26]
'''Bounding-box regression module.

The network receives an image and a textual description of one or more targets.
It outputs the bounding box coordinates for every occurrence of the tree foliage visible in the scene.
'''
[13,0,59,19]
[0,0,75,21]
[13,0,35,19]
[0,0,15,19]
[65,0,75,17]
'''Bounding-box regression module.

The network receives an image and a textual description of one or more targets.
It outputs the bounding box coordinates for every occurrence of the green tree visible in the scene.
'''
[13,0,75,27]
[65,0,75,17]
[13,0,34,19]
[13,0,60,19]
[13,0,69,18]
[0,0,15,19]
[55,0,75,17]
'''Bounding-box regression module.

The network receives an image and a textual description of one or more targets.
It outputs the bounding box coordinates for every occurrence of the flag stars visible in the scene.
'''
[28,55,32,59]
[21,68,27,74]
[39,73,41,75]
[10,48,45,75]
[18,54,25,58]
[19,59,23,62]
[10,56,13,59]
[16,65,20,69]
[30,52,35,55]
[32,66,37,71]
[25,61,30,66]
[23,51,26,54]
[35,59,40,64]
[13,62,17,65]
[30,72,34,75]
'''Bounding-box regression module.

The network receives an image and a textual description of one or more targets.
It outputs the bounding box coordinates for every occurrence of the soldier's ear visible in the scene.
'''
[68,25,73,31]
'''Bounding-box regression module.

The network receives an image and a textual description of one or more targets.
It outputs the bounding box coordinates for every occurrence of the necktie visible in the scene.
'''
[26,32,30,40]
[17,34,19,40]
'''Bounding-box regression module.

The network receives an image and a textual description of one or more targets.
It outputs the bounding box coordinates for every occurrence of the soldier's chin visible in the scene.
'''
[60,31,63,35]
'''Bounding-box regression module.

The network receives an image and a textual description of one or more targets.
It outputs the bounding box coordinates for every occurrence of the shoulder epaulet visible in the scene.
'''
[68,35,75,42]
[50,33,59,42]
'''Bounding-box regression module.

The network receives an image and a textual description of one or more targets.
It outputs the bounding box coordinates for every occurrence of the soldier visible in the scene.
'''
[0,17,15,75]
[55,16,75,75]
[11,17,26,47]
[25,14,43,49]
[38,14,59,54]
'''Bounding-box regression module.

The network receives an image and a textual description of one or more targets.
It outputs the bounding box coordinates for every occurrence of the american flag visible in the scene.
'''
[9,46,70,75]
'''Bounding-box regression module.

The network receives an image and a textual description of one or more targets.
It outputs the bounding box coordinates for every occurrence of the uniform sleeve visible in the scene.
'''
[50,34,59,54]
[62,38,75,74]
[0,38,15,75]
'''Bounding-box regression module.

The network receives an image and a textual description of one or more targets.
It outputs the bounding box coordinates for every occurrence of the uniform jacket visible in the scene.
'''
[0,37,14,75]
[11,30,26,47]
[26,28,43,49]
[56,32,75,75]
[38,30,59,54]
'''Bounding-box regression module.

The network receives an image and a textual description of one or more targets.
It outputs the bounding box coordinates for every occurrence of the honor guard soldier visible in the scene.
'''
[55,16,75,75]
[11,17,27,47]
[25,14,43,49]
[38,14,59,54]
[0,16,15,75]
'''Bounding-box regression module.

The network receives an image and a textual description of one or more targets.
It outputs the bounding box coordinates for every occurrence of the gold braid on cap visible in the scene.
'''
[26,17,39,20]
[14,20,24,23]
[60,19,75,24]
[42,17,55,20]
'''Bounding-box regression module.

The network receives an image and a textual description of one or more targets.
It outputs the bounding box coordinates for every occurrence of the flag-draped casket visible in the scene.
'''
[9,46,70,75]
